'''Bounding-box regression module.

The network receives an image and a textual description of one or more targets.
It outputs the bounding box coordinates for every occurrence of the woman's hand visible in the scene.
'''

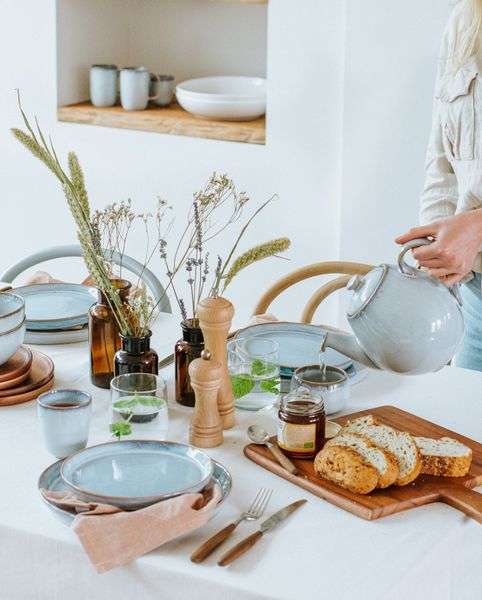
[395,209,482,285]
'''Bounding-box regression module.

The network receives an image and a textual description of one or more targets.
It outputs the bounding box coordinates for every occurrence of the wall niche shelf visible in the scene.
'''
[56,0,268,146]
[58,101,265,145]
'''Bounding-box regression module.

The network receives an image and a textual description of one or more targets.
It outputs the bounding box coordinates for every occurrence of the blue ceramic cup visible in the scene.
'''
[120,67,159,110]
[89,64,118,107]
[38,390,92,458]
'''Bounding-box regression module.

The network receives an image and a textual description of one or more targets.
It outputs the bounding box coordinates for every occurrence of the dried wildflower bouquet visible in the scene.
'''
[11,99,169,338]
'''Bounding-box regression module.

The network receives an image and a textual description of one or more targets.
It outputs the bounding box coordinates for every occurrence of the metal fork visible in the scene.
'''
[190,487,272,563]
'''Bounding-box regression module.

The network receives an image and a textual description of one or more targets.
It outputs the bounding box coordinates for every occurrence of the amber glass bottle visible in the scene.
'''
[175,319,204,407]
[114,331,159,376]
[88,279,131,389]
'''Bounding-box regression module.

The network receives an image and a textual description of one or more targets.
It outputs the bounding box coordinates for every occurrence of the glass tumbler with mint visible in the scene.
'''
[109,373,168,440]
[228,338,280,412]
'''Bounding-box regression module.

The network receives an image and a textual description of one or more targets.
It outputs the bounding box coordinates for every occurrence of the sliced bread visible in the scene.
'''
[415,436,472,477]
[314,445,378,494]
[325,432,399,488]
[342,417,422,486]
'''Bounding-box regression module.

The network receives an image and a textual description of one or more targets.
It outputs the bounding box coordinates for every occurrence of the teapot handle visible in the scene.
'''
[397,237,463,307]
[397,237,432,276]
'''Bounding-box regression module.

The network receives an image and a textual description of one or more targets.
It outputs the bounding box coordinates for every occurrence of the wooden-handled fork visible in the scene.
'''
[191,487,272,563]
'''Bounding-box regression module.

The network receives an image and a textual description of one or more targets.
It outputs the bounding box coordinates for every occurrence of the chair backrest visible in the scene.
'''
[0,244,171,314]
[252,261,373,323]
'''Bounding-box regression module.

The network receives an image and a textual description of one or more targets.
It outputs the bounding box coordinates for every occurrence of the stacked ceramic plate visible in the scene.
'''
[38,440,232,525]
[13,283,97,344]
[0,346,54,406]
[176,76,266,121]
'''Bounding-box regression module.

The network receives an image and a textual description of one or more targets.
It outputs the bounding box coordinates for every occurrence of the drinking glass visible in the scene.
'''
[110,373,168,440]
[228,337,280,412]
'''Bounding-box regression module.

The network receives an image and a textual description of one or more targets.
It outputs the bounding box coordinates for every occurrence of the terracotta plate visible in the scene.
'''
[0,351,54,398]
[0,365,32,390]
[0,346,33,383]
[0,376,54,407]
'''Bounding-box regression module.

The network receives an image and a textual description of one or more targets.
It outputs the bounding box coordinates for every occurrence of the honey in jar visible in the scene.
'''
[277,388,325,459]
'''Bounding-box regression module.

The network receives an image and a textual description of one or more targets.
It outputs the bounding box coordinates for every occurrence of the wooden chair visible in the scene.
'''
[252,261,374,323]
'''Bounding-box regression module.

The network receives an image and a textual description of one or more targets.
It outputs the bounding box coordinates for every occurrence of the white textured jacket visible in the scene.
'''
[421,14,482,272]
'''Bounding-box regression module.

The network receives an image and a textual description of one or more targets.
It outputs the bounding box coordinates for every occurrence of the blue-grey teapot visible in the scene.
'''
[326,239,465,374]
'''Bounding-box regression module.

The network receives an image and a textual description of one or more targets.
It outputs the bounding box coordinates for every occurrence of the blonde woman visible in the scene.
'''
[397,0,482,370]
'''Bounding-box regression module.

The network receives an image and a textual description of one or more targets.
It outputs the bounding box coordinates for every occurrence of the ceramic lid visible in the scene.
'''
[346,265,387,319]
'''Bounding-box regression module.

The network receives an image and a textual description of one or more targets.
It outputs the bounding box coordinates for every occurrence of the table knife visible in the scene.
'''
[217,499,307,567]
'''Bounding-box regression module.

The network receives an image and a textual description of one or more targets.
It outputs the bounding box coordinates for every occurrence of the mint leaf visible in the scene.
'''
[260,378,280,394]
[230,374,254,399]
[138,396,166,408]
[251,359,271,376]
[113,398,137,410]
[110,421,132,439]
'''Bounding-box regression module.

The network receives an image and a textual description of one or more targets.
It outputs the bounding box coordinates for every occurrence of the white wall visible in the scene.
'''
[336,0,453,324]
[0,0,344,329]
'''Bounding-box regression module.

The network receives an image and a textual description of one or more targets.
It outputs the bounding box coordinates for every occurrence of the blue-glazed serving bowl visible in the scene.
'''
[0,318,26,366]
[60,440,215,510]
[0,293,25,334]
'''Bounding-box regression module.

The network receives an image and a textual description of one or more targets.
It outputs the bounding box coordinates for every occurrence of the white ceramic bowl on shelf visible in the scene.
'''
[176,76,266,121]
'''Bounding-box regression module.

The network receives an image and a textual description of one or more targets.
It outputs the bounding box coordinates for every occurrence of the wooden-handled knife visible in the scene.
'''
[217,499,307,567]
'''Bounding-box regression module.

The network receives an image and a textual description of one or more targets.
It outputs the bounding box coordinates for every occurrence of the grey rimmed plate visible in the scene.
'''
[14,283,97,331]
[39,458,231,526]
[234,322,353,378]
[60,440,214,510]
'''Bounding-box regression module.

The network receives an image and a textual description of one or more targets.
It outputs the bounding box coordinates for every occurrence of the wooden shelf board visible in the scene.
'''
[58,102,265,145]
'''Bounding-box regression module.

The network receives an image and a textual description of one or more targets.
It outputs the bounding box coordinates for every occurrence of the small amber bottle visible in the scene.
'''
[278,389,326,459]
[114,331,159,377]
[89,279,131,389]
[175,319,204,407]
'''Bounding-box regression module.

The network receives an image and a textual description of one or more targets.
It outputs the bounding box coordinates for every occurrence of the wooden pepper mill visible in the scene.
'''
[189,350,223,448]
[197,296,235,430]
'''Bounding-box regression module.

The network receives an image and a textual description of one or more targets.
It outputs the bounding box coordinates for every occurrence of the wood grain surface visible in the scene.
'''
[58,102,265,145]
[244,405,482,522]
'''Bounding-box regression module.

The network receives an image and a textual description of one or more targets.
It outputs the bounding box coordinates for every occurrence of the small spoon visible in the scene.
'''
[319,333,328,382]
[247,425,299,475]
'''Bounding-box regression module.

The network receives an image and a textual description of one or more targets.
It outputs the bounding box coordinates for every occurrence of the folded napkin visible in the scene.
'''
[248,313,279,325]
[41,486,221,574]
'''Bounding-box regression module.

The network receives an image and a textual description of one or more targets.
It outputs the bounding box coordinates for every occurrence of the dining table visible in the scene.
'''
[0,313,481,600]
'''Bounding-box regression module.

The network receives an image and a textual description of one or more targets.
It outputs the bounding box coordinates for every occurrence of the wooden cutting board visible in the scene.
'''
[244,406,482,522]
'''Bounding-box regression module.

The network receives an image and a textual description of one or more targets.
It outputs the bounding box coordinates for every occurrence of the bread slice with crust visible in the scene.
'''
[325,432,399,488]
[314,445,378,494]
[342,417,422,486]
[415,436,472,477]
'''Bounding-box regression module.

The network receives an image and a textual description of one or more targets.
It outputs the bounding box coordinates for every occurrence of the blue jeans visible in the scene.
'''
[454,273,482,371]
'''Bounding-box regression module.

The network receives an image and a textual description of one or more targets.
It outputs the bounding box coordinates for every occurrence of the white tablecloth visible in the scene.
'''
[0,315,481,600]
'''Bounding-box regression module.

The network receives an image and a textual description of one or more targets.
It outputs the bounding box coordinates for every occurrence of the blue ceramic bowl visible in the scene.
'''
[0,293,25,334]
[61,440,215,510]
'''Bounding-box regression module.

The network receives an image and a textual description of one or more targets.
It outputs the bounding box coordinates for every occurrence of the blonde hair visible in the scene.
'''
[452,0,482,70]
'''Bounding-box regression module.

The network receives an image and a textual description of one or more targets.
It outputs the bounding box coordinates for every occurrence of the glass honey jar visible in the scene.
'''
[277,388,325,459]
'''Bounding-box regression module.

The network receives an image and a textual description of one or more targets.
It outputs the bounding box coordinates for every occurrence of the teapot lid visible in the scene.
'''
[346,265,388,319]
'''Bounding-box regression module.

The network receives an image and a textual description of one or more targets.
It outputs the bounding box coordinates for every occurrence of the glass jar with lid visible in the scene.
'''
[277,387,325,459]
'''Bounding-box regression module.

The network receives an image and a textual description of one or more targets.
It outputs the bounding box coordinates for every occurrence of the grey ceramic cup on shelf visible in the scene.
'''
[37,390,92,459]
[149,74,175,107]
[120,67,159,110]
[290,365,350,415]
[89,64,118,107]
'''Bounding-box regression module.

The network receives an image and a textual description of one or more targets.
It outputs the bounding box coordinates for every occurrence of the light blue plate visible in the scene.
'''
[14,283,97,331]
[39,457,231,526]
[235,322,353,378]
[60,441,215,510]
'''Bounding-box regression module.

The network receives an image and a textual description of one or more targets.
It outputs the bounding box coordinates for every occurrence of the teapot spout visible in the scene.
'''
[325,331,379,370]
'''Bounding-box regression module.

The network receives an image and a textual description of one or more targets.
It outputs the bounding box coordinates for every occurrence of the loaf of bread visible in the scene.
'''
[342,417,421,486]
[325,432,399,488]
[415,436,472,477]
[314,445,378,494]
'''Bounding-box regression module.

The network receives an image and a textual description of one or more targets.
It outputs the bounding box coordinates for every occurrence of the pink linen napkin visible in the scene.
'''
[41,486,221,574]
[248,313,279,325]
